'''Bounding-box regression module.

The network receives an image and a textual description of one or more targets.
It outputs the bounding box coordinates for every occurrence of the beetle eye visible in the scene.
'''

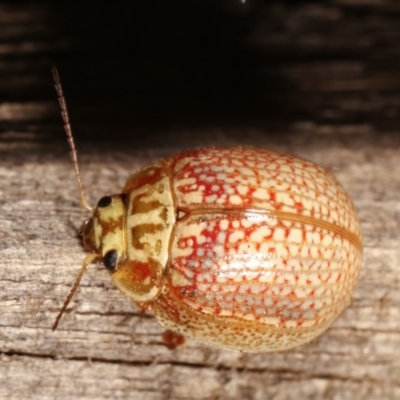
[103,250,118,270]
[97,196,112,208]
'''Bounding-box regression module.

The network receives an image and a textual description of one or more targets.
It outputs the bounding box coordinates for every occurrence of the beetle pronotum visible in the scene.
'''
[52,67,362,352]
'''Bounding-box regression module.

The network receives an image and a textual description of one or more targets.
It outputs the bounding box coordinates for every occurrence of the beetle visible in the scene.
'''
[52,68,362,352]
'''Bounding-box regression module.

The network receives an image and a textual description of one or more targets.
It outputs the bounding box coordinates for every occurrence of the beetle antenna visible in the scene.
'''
[52,66,93,212]
[52,253,98,330]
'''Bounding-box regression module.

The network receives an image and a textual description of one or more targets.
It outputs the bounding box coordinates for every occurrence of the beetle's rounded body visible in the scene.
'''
[84,147,362,352]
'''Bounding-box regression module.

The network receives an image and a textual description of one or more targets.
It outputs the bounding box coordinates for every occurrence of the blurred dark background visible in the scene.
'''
[1,1,400,149]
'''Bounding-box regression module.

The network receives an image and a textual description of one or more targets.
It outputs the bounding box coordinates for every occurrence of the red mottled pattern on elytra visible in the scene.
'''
[164,147,361,238]
[169,212,360,328]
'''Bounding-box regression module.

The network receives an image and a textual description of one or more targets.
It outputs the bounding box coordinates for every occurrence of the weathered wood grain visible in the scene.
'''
[1,2,400,399]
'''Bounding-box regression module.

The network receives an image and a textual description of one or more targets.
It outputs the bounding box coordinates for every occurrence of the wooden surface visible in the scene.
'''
[1,2,400,399]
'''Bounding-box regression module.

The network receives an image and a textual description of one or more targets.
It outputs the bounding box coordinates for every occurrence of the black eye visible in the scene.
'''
[98,196,112,208]
[103,250,118,270]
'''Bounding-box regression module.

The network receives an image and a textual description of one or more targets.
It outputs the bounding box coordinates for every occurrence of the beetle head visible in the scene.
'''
[81,194,127,270]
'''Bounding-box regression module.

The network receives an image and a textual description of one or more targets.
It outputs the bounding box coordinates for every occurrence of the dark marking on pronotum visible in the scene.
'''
[131,223,165,249]
[131,199,164,215]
